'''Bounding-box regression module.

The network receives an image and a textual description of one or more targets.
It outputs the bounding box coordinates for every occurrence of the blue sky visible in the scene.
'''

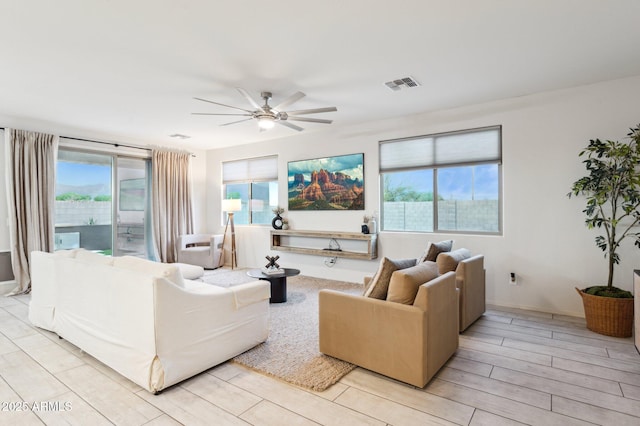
[386,165,499,200]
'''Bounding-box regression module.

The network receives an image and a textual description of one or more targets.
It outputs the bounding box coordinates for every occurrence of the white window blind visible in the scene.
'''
[223,155,278,183]
[380,126,501,172]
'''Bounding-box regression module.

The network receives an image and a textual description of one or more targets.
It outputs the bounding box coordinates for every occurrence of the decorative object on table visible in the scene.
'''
[368,214,377,234]
[282,218,289,230]
[272,206,285,229]
[287,153,364,211]
[362,214,370,234]
[264,255,281,270]
[568,124,640,337]
[263,255,283,275]
[220,198,242,269]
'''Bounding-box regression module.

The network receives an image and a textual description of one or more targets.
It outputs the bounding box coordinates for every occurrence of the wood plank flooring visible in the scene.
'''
[1,294,639,425]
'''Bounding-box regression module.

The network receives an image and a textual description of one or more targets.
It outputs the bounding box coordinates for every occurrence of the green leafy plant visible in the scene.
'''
[568,124,640,296]
[56,192,91,201]
[93,195,112,201]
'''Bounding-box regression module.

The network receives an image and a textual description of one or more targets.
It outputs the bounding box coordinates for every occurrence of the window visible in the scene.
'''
[380,126,501,234]
[222,155,278,225]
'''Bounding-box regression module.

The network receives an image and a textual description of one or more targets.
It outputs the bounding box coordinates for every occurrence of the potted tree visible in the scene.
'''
[568,124,640,337]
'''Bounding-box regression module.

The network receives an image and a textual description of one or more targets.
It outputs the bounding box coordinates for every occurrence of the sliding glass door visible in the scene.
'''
[55,149,150,258]
[114,157,148,257]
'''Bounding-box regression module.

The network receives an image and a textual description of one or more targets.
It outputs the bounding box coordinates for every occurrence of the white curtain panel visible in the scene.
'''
[152,149,194,263]
[5,128,58,294]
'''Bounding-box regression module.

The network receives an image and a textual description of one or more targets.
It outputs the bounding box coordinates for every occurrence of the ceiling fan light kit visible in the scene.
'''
[193,88,337,132]
[258,116,276,130]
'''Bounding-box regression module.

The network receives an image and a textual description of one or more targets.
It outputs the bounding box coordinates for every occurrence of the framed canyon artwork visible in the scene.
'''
[287,153,364,210]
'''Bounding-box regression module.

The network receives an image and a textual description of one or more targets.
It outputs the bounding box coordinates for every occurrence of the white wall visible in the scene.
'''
[207,75,640,317]
[189,149,208,234]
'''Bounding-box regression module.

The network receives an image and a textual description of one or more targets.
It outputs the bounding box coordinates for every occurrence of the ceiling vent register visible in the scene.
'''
[384,76,421,91]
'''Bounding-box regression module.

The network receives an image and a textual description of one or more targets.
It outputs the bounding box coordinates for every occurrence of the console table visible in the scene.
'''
[270,229,377,260]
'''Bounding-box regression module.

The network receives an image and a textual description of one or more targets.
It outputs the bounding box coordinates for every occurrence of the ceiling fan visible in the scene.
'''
[192,88,337,131]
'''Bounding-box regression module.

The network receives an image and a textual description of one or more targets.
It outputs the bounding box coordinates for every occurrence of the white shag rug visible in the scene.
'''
[199,268,362,391]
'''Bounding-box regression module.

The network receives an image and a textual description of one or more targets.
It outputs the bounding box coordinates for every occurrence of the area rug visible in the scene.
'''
[197,267,255,287]
[203,269,362,391]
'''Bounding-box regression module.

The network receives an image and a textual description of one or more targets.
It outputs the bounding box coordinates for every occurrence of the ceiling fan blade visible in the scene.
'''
[287,116,333,124]
[191,113,252,116]
[278,121,304,132]
[193,97,253,113]
[284,106,337,115]
[220,118,254,127]
[236,88,264,111]
[273,91,305,111]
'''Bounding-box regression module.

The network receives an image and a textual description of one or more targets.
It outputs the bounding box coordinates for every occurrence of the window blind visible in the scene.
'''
[222,155,278,183]
[379,126,501,172]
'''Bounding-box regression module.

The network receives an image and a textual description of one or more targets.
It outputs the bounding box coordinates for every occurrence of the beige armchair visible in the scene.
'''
[436,249,486,332]
[319,271,459,388]
[177,234,224,269]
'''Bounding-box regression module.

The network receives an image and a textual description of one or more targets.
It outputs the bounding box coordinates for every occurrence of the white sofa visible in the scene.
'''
[29,249,270,393]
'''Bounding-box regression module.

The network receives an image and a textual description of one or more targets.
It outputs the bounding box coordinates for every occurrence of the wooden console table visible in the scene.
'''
[270,229,377,260]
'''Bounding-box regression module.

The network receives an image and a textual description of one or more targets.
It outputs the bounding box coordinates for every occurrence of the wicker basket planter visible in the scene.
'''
[576,288,634,338]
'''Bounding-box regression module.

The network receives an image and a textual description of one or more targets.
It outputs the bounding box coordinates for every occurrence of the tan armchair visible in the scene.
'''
[177,234,224,269]
[436,249,486,332]
[319,271,459,388]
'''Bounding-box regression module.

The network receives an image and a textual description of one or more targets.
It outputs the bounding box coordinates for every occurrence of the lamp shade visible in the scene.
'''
[221,198,242,212]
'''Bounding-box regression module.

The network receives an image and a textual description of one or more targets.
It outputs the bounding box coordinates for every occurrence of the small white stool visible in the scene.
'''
[173,263,205,280]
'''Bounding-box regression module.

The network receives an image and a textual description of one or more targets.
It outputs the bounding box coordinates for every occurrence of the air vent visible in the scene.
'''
[384,76,421,91]
[169,134,191,139]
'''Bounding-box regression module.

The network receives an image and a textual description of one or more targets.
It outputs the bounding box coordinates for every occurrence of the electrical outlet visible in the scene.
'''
[509,272,518,285]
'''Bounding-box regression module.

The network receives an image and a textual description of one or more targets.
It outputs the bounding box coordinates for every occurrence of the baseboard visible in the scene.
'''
[0,280,16,296]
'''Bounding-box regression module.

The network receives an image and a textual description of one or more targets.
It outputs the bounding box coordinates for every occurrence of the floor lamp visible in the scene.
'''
[220,199,241,269]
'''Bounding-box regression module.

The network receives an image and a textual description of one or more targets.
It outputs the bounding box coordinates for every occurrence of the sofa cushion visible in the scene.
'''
[364,257,417,300]
[418,240,453,263]
[436,248,471,274]
[387,261,439,305]
[113,256,185,288]
[74,249,114,266]
[53,249,78,258]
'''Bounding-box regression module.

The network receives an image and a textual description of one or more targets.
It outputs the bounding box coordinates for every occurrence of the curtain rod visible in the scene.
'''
[0,127,195,157]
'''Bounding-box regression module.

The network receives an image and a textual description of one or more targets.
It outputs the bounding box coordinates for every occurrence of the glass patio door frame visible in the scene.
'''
[55,145,151,258]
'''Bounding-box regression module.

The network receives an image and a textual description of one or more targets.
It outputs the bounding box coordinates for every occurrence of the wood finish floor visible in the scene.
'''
[1,294,639,425]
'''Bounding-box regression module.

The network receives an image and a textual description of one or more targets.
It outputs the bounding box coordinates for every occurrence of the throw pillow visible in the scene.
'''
[418,240,453,263]
[386,261,439,305]
[363,257,417,300]
[436,248,471,274]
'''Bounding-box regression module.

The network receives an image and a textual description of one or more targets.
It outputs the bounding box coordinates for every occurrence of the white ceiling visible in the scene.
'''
[1,0,640,151]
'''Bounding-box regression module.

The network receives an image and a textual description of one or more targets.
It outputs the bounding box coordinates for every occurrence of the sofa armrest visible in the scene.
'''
[413,271,459,377]
[153,279,270,390]
[457,255,485,331]
[211,234,224,249]
[319,290,427,387]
